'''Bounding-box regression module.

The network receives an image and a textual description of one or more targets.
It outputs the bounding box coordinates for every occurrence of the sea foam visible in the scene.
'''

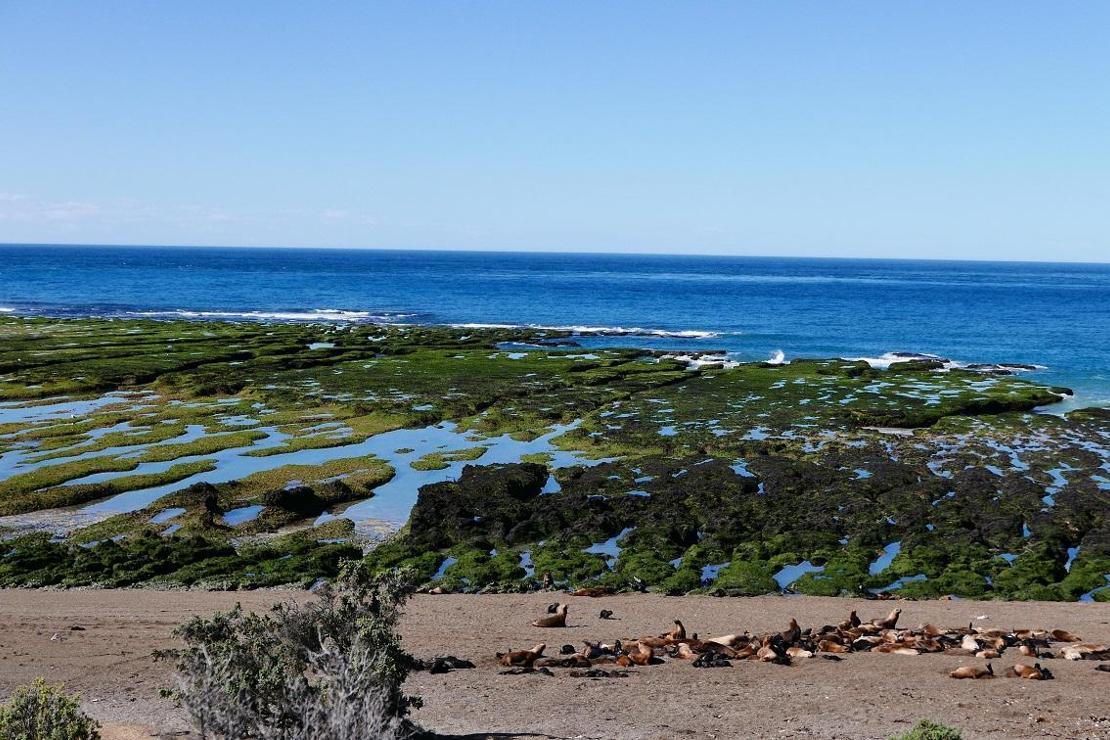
[450,322,718,339]
[131,308,418,323]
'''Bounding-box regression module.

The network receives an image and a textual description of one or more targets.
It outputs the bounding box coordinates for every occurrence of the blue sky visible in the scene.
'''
[1,2,1108,261]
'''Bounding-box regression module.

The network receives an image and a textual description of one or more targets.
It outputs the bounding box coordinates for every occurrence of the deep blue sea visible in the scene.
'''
[1,244,1108,409]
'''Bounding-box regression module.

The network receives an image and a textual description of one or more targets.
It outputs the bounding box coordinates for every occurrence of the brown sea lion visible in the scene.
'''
[818,639,850,654]
[872,608,901,630]
[872,644,919,655]
[628,643,660,666]
[838,610,861,631]
[1011,663,1048,680]
[498,643,546,667]
[532,603,568,628]
[949,663,993,679]
[572,586,614,597]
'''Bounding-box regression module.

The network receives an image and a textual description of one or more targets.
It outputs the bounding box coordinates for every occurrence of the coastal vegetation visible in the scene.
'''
[0,678,100,740]
[0,314,1106,600]
[153,562,419,739]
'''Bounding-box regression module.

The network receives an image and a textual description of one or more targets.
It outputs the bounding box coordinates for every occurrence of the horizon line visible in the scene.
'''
[1,240,1108,267]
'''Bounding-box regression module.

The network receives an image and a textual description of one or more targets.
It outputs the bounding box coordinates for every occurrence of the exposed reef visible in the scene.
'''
[0,315,1105,599]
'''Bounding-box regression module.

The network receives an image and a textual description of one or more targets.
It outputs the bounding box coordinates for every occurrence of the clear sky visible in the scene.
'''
[1,2,1108,261]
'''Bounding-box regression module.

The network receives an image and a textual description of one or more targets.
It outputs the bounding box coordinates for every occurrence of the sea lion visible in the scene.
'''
[780,618,801,645]
[668,620,687,642]
[581,641,613,659]
[975,649,1001,659]
[949,663,993,679]
[599,609,615,620]
[671,643,697,660]
[818,639,850,654]
[755,643,789,664]
[872,644,919,655]
[692,650,731,668]
[628,643,659,666]
[572,586,615,597]
[1051,629,1080,642]
[838,610,861,631]
[872,608,901,630]
[532,603,568,628]
[498,643,546,667]
[1011,663,1050,680]
[1062,643,1110,661]
[960,635,981,651]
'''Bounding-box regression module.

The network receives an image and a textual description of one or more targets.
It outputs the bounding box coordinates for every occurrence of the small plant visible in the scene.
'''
[155,562,421,739]
[893,719,963,740]
[0,678,101,740]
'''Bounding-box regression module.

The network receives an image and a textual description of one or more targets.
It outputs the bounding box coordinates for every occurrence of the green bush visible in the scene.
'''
[155,561,420,739]
[892,719,963,740]
[0,678,100,740]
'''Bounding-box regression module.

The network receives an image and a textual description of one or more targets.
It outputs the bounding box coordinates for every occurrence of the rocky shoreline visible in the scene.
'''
[0,315,1106,601]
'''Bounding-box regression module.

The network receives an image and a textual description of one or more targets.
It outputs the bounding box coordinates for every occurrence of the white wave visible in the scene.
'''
[0,307,15,313]
[450,322,718,339]
[843,352,926,370]
[661,352,740,369]
[131,308,417,323]
[844,351,1044,373]
[766,349,788,365]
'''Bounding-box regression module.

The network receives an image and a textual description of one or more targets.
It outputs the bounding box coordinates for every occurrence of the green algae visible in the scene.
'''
[0,315,1105,597]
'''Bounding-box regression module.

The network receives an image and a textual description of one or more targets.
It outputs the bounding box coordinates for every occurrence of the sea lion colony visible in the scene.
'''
[495,603,1110,680]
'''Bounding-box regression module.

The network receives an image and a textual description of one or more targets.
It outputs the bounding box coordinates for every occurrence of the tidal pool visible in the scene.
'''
[68,418,610,531]
[149,507,186,524]
[221,505,264,526]
[868,541,902,575]
[584,527,634,567]
[773,560,824,589]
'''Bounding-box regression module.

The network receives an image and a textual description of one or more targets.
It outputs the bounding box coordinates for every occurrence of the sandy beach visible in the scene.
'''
[1,589,1107,739]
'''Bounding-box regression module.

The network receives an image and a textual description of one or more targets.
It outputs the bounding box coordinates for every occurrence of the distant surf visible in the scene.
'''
[130,308,419,323]
[451,323,718,339]
[0,244,1106,407]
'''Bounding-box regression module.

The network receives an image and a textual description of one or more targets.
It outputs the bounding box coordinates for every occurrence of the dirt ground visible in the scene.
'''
[0,589,1107,739]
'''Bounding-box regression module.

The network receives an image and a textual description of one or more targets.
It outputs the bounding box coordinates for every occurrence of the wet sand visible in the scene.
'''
[0,589,1107,739]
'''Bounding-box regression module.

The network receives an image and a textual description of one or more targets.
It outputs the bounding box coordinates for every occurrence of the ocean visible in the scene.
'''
[1,244,1108,409]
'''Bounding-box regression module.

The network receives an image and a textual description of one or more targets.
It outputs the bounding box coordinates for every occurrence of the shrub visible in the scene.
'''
[0,678,100,740]
[155,562,420,739]
[893,719,963,740]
